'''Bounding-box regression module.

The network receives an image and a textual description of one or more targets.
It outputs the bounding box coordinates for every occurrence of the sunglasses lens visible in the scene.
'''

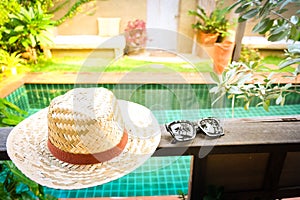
[167,121,196,142]
[198,118,224,137]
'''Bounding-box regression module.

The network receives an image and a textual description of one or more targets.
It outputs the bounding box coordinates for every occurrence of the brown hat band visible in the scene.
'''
[47,130,128,165]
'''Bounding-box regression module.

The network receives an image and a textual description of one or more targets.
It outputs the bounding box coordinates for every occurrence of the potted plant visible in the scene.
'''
[189,4,234,74]
[124,19,147,55]
[213,38,235,74]
[189,5,231,45]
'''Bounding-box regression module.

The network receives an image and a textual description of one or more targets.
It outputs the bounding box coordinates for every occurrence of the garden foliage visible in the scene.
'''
[211,0,300,113]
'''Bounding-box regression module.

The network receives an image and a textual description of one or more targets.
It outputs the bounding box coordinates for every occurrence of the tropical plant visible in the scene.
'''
[50,0,95,26]
[0,161,57,200]
[177,190,187,200]
[0,98,27,127]
[0,0,21,26]
[280,43,300,77]
[210,62,300,117]
[0,4,54,57]
[0,0,95,27]
[209,0,300,115]
[189,4,231,40]
[239,45,262,67]
[0,50,26,75]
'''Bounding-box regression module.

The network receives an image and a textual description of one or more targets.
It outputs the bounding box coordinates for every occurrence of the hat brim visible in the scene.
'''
[7,100,161,189]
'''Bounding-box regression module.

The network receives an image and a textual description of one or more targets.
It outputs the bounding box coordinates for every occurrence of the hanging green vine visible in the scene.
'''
[53,0,95,26]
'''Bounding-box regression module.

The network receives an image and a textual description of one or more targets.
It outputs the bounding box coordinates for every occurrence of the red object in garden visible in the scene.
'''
[124,19,147,50]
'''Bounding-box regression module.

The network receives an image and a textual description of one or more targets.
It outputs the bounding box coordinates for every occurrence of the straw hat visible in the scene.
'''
[7,88,161,189]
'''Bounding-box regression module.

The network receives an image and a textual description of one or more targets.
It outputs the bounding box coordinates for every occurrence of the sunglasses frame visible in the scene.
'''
[165,118,224,142]
[165,120,197,142]
[197,117,224,137]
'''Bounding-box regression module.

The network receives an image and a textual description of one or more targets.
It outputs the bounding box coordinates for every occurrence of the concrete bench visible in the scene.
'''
[242,36,300,50]
[48,35,126,58]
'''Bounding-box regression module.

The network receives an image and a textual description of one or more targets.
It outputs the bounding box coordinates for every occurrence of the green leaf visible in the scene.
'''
[29,34,36,47]
[2,118,21,126]
[259,1,271,17]
[238,16,247,23]
[228,86,243,94]
[210,72,220,83]
[242,9,259,20]
[283,83,292,90]
[266,93,280,100]
[212,92,226,105]
[279,58,300,68]
[236,95,248,100]
[253,18,273,34]
[280,0,293,9]
[289,25,300,41]
[244,100,250,110]
[8,36,19,44]
[1,98,27,115]
[280,96,286,106]
[253,18,269,33]
[237,73,252,85]
[263,101,269,112]
[235,2,251,14]
[14,26,24,32]
[21,40,29,48]
[276,95,283,105]
[227,0,242,10]
[270,24,287,35]
[209,86,219,94]
[268,30,288,41]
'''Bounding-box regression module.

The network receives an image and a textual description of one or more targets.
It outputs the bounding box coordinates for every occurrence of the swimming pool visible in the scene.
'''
[4,83,300,198]
[6,83,300,119]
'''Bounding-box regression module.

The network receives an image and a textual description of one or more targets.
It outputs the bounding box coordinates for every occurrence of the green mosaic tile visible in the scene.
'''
[7,83,298,114]
[43,156,191,198]
[5,85,30,112]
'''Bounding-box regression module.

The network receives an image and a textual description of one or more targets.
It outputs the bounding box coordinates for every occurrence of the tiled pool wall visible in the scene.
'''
[43,156,191,198]
[5,83,300,121]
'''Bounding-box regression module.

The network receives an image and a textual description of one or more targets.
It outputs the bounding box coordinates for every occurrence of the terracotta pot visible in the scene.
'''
[213,41,235,74]
[197,31,219,46]
[126,46,145,55]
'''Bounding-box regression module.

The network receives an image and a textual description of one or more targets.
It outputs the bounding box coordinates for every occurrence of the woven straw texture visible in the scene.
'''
[47,88,124,154]
[7,100,161,189]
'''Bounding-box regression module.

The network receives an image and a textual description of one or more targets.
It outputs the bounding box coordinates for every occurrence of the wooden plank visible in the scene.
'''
[159,115,300,149]
[263,152,287,194]
[0,127,11,160]
[2,115,300,159]
[188,156,207,200]
[1,115,300,199]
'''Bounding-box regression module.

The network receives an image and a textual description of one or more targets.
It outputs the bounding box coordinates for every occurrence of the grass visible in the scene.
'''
[260,55,295,73]
[262,55,283,65]
[1,55,294,82]
[29,56,213,73]
[29,55,292,73]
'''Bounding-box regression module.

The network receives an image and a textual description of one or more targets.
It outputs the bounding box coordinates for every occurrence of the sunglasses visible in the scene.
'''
[165,117,224,142]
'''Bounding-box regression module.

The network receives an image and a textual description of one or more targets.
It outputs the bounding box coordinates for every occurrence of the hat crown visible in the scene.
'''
[47,88,125,155]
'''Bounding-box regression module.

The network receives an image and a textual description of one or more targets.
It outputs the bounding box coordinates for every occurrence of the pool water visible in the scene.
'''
[4,83,300,198]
